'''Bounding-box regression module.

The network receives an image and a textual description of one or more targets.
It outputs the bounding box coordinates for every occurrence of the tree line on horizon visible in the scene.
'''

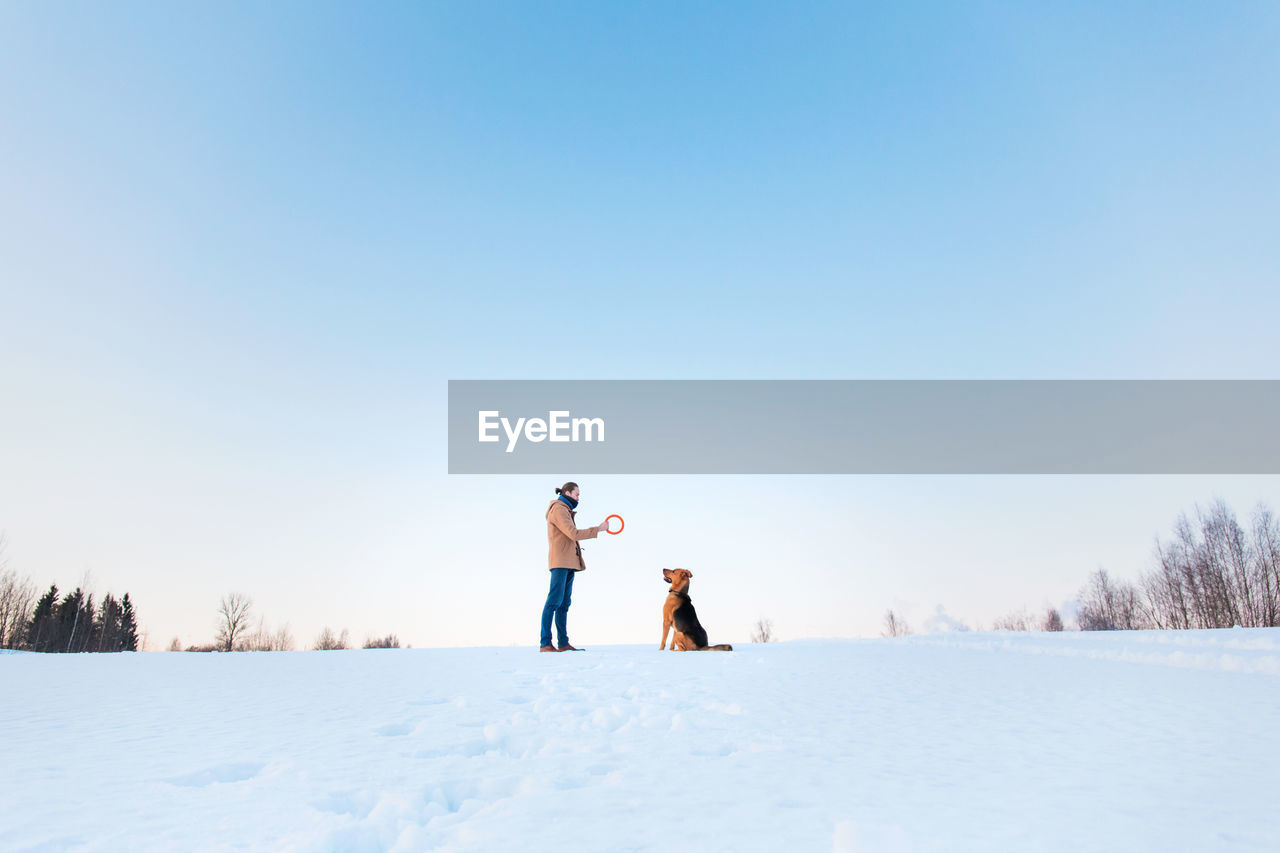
[882,498,1280,637]
[0,536,143,653]
[169,592,403,652]
[1077,499,1280,631]
[1,583,140,653]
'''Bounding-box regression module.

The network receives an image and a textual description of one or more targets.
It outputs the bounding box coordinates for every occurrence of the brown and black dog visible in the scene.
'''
[661,568,733,651]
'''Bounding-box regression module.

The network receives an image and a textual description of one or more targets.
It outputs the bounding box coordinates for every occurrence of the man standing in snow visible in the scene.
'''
[541,482,608,652]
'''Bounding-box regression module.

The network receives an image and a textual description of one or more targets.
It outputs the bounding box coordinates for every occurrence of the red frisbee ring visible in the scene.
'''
[604,514,625,534]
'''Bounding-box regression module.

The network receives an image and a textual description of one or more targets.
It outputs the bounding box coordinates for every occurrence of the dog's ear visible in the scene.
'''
[683,569,693,579]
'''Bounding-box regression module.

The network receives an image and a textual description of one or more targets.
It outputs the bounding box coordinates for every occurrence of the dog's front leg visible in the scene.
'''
[660,616,671,650]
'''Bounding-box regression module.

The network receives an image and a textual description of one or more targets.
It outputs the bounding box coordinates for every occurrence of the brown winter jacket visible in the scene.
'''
[547,498,598,571]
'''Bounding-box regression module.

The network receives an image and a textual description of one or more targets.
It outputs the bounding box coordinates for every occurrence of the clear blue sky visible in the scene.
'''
[1,2,1277,648]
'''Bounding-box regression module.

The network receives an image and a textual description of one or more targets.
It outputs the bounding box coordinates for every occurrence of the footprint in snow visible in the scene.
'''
[311,790,377,819]
[165,762,265,788]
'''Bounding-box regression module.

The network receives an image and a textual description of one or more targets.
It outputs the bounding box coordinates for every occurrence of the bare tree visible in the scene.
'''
[1041,607,1064,632]
[271,623,296,651]
[882,609,912,638]
[242,616,269,652]
[363,633,401,649]
[1138,501,1280,630]
[748,618,775,643]
[1077,568,1118,630]
[215,593,253,652]
[992,607,1033,631]
[314,626,350,650]
[237,614,296,651]
[1078,568,1148,631]
[1143,533,1192,629]
[0,537,37,650]
[1252,503,1280,627]
[167,636,183,652]
[1201,500,1249,626]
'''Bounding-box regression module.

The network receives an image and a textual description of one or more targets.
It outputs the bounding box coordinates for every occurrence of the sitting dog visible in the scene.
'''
[661,568,733,651]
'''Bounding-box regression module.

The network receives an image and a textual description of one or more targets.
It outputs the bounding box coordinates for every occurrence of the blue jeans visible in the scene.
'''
[540,568,576,647]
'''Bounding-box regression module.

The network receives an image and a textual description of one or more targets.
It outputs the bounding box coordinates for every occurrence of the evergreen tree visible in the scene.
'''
[21,583,139,653]
[96,594,122,652]
[119,593,139,652]
[26,584,58,652]
[79,593,98,653]
[56,588,88,653]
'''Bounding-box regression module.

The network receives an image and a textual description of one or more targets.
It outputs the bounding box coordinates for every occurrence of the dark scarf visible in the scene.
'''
[557,494,578,511]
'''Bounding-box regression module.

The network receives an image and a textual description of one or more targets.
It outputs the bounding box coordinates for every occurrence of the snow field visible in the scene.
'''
[2,630,1278,852]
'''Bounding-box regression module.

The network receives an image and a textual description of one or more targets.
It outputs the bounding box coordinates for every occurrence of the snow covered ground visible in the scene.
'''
[3,629,1278,852]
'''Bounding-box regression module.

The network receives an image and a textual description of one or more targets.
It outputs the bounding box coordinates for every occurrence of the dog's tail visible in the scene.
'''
[701,643,733,651]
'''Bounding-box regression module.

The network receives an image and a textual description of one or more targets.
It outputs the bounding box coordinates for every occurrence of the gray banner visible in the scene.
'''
[447,380,1280,474]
